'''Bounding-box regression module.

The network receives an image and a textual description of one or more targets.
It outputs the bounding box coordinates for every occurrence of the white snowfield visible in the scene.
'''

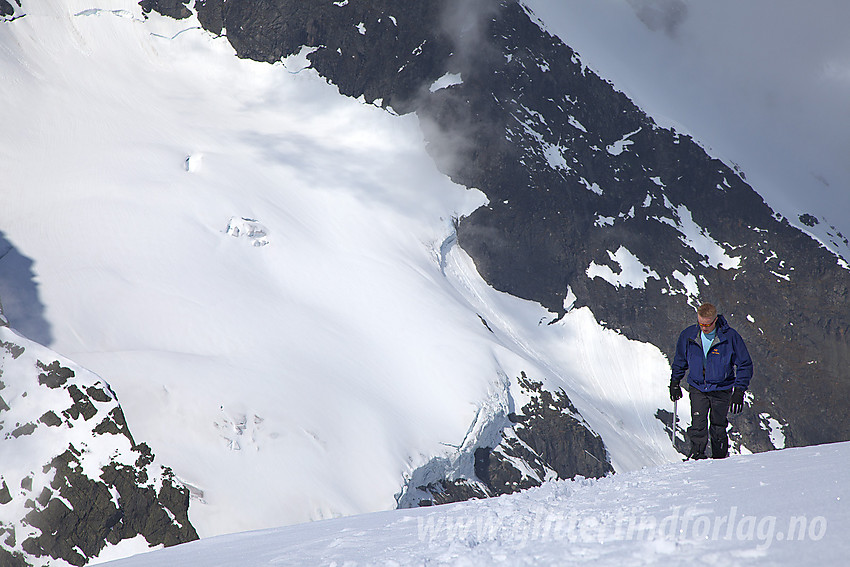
[2,0,849,565]
[102,441,850,566]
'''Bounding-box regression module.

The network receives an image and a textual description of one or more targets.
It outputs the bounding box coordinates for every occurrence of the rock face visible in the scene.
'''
[139,0,190,20]
[0,0,20,20]
[176,0,850,457]
[0,327,198,567]
[398,373,613,507]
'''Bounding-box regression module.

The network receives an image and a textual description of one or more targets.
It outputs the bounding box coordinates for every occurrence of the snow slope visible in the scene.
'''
[101,441,850,566]
[1,0,676,541]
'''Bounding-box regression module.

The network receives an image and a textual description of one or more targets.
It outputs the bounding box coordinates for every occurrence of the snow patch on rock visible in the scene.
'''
[429,72,463,92]
[587,246,660,290]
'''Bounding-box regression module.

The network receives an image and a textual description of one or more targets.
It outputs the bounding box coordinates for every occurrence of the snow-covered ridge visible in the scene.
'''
[102,440,850,566]
[0,326,196,566]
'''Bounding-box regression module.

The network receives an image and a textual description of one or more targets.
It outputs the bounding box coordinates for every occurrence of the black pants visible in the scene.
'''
[687,389,732,458]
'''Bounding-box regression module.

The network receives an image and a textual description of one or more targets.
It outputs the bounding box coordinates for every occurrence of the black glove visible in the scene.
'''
[729,388,745,414]
[669,382,683,402]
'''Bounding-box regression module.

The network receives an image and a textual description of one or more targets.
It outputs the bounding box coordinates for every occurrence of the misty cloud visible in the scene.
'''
[440,0,502,66]
[627,0,688,38]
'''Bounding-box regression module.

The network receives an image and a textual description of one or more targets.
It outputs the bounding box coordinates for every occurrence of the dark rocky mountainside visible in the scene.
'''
[0,327,197,567]
[168,0,849,459]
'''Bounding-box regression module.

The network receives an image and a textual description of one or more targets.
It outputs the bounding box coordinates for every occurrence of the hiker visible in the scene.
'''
[669,303,753,459]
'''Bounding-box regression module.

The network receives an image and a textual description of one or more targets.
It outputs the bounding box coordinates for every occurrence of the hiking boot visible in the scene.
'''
[711,438,729,459]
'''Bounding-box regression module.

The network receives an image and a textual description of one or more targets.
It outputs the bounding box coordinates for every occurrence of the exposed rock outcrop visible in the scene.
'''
[398,373,612,507]
[0,327,198,567]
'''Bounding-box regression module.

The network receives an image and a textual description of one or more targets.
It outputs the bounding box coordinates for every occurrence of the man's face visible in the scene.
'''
[698,315,717,333]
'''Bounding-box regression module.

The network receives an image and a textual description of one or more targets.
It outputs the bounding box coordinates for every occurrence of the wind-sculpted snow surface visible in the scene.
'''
[0,327,197,567]
[102,441,850,566]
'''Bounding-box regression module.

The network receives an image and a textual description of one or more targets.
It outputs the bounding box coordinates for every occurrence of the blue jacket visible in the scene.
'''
[671,315,753,392]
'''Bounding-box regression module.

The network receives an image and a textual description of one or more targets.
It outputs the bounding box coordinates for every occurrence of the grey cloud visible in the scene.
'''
[627,0,689,38]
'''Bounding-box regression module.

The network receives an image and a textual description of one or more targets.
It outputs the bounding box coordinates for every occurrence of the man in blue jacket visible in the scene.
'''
[670,303,753,459]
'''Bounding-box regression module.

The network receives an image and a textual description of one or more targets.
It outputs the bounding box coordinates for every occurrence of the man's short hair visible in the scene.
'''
[698,303,717,319]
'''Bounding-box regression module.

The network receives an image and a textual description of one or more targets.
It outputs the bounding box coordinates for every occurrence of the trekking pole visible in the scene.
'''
[671,398,678,447]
